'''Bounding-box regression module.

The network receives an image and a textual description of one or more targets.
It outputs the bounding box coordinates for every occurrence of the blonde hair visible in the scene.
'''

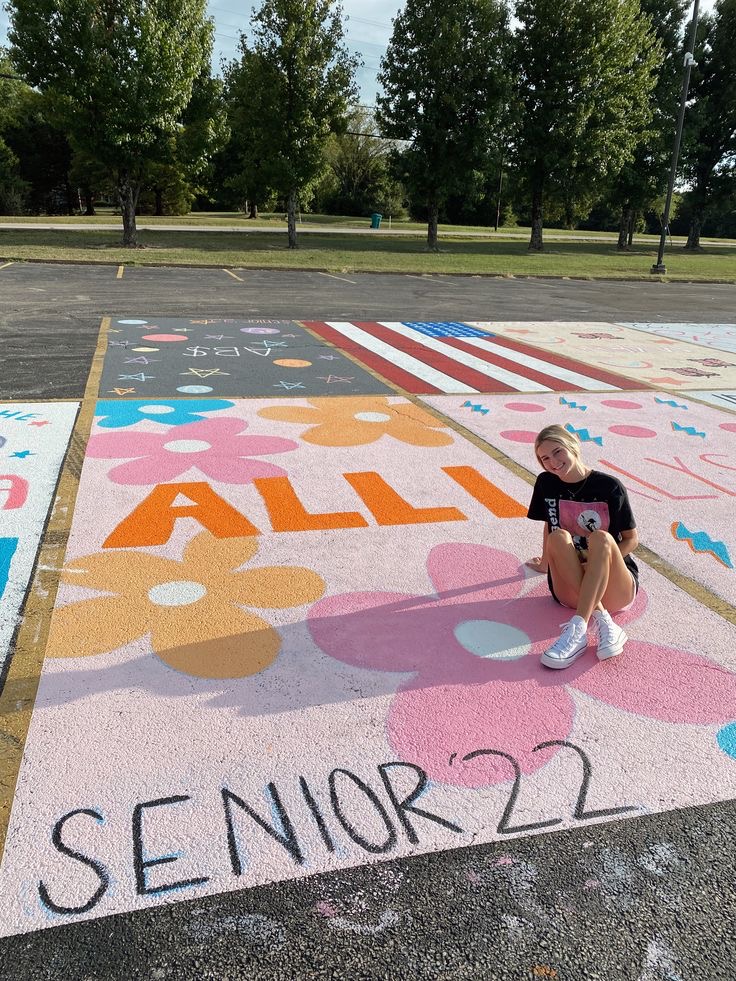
[534,424,583,467]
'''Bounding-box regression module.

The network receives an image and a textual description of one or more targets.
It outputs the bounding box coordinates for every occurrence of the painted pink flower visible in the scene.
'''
[86,417,298,485]
[308,543,736,788]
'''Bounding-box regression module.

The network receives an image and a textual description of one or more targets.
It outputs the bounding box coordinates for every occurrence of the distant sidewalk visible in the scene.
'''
[0,220,732,247]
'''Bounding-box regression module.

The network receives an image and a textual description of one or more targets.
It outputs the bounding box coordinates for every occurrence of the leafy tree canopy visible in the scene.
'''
[235,0,359,246]
[512,0,662,250]
[8,0,214,243]
[377,0,510,249]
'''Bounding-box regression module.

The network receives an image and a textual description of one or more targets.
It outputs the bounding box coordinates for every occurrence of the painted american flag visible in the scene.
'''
[302,321,645,395]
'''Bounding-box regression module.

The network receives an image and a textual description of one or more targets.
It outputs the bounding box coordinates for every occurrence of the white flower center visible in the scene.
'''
[454,620,530,661]
[148,580,207,607]
[162,439,211,454]
[354,411,392,423]
[139,405,175,415]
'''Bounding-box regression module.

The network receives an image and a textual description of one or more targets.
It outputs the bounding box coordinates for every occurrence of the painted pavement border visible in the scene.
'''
[0,317,109,860]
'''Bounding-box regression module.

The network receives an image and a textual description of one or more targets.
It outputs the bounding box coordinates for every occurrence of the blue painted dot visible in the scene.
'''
[716,723,736,759]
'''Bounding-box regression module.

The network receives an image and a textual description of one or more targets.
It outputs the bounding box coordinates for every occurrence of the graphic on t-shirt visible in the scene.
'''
[559,500,610,537]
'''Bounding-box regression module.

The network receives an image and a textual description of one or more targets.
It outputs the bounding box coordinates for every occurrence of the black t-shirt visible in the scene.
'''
[527,469,639,581]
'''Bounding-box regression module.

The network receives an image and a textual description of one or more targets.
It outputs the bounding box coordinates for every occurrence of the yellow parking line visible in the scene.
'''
[223,268,244,282]
[116,265,124,279]
[0,262,13,271]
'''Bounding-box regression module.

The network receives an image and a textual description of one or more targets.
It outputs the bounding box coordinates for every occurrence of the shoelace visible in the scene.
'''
[554,620,584,649]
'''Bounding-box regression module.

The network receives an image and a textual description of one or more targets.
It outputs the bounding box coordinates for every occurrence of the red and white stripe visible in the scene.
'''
[303,321,641,395]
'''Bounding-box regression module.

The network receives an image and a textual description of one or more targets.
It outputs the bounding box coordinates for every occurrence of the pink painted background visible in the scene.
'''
[1,397,735,937]
[423,392,736,605]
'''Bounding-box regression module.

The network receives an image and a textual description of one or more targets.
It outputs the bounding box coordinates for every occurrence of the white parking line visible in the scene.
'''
[317,271,356,285]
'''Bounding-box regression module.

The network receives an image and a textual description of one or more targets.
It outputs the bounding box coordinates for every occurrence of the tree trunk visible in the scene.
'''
[528,184,544,251]
[83,186,96,217]
[154,188,164,217]
[427,195,439,251]
[617,205,632,251]
[63,176,75,215]
[118,172,139,248]
[685,209,702,251]
[627,211,635,248]
[249,201,258,220]
[287,188,298,249]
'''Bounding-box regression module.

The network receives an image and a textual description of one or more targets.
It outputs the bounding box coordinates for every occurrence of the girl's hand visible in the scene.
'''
[525,556,547,574]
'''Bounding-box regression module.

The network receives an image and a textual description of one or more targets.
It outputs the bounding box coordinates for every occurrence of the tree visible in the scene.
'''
[8,0,214,245]
[512,0,662,251]
[681,0,736,250]
[318,107,405,217]
[0,48,29,213]
[222,48,277,220]
[377,0,510,250]
[142,70,228,215]
[240,0,359,247]
[3,88,75,214]
[608,0,689,250]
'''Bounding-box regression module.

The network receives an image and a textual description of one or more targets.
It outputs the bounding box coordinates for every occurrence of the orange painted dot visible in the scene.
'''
[273,358,312,368]
[142,333,188,342]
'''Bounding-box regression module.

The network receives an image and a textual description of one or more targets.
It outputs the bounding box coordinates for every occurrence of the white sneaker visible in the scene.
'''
[541,616,589,669]
[593,609,627,660]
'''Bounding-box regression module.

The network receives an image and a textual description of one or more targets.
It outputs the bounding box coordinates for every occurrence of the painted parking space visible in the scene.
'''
[470,321,736,389]
[101,318,392,398]
[619,322,736,354]
[303,321,641,393]
[0,403,78,676]
[1,390,736,936]
[1,320,736,942]
[422,392,736,606]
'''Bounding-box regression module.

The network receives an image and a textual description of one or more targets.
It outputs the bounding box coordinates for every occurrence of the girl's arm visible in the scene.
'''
[525,523,549,573]
[618,527,639,557]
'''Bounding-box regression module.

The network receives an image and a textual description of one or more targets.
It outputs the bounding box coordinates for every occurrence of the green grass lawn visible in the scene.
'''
[1,226,734,281]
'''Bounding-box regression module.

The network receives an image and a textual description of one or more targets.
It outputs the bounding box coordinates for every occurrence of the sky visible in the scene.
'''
[0,0,717,105]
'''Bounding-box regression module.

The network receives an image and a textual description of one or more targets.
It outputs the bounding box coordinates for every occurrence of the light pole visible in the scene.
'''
[651,0,701,274]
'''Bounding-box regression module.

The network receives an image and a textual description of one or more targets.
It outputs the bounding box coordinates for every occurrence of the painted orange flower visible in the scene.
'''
[258,396,453,447]
[47,533,325,678]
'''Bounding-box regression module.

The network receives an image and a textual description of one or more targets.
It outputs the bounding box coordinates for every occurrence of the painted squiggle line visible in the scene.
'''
[559,397,587,411]
[671,522,733,568]
[654,397,688,409]
[564,423,602,446]
[671,421,705,438]
[462,401,490,415]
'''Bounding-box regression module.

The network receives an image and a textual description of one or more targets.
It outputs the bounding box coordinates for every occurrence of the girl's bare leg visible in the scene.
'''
[576,530,635,621]
[546,529,585,608]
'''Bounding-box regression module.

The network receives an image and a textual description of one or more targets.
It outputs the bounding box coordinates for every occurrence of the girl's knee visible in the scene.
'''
[587,529,614,553]
[547,528,573,553]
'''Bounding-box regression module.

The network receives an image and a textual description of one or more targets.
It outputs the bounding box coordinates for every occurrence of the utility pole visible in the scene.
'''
[651,0,701,274]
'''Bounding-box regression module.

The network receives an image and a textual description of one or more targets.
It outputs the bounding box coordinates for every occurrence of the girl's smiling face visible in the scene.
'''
[536,439,587,482]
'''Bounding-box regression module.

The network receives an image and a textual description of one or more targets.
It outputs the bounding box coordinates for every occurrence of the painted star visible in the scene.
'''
[205,334,235,340]
[109,340,131,348]
[118,373,155,381]
[318,354,339,360]
[317,375,354,383]
[124,356,160,365]
[109,388,137,396]
[10,450,34,459]
[273,381,305,390]
[180,368,229,378]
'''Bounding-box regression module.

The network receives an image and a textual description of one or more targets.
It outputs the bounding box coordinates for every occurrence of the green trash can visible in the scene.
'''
[370,212,382,229]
